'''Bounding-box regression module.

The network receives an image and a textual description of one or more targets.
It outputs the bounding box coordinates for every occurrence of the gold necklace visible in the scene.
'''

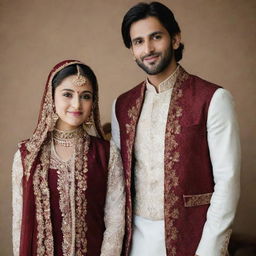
[52,127,83,147]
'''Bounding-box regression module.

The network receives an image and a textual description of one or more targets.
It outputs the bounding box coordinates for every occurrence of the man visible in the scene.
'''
[111,2,240,256]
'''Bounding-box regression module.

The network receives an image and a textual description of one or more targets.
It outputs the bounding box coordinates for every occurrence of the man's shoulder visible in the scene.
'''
[184,72,223,104]
[187,72,222,91]
[116,81,145,102]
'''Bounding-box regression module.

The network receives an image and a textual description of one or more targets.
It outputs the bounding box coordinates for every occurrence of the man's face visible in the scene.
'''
[130,16,178,75]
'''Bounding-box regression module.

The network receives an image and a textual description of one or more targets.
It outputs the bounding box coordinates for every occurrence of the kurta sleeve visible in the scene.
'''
[100,140,125,256]
[196,88,241,256]
[111,99,121,149]
[12,150,23,256]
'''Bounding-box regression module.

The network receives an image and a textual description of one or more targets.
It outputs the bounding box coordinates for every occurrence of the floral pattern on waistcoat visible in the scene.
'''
[116,66,222,255]
[183,193,213,207]
[124,84,146,255]
[164,68,189,256]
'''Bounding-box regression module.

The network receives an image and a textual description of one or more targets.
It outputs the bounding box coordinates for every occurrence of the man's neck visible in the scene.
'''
[147,60,178,88]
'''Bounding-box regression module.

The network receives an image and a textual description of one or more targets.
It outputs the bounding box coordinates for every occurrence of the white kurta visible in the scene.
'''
[111,68,241,256]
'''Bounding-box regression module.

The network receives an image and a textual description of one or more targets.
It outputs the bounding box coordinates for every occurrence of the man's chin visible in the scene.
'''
[144,64,161,75]
[136,61,159,75]
[145,69,161,75]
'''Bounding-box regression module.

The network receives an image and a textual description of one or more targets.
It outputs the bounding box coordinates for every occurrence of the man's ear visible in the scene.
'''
[172,33,181,50]
[130,47,136,60]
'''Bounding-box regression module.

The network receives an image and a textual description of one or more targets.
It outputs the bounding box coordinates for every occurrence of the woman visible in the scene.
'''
[12,60,125,256]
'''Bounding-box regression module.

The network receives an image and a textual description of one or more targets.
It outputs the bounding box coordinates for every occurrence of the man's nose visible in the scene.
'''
[144,40,155,55]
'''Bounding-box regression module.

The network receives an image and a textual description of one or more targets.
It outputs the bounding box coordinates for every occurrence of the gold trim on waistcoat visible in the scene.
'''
[124,84,146,256]
[183,193,213,207]
[164,67,189,256]
[124,67,189,256]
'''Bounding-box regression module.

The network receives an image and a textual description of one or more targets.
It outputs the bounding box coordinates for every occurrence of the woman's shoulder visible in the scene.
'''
[17,138,30,148]
[88,136,110,160]
[89,136,110,149]
[16,138,30,157]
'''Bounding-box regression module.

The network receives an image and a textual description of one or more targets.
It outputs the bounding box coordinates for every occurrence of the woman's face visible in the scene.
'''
[54,75,93,131]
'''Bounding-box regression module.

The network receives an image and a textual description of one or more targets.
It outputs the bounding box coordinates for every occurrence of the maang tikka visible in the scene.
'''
[72,65,87,86]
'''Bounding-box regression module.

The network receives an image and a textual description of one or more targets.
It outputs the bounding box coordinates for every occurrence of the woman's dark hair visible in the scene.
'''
[52,64,98,101]
[121,1,184,62]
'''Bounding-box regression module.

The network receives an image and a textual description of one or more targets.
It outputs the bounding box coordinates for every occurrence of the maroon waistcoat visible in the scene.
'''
[19,136,109,256]
[115,67,220,256]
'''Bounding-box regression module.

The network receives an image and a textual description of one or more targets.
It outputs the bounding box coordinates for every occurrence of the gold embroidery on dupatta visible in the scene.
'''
[183,193,213,207]
[25,61,85,179]
[25,60,98,255]
[164,67,189,256]
[124,84,145,255]
[33,142,54,256]
[75,135,90,255]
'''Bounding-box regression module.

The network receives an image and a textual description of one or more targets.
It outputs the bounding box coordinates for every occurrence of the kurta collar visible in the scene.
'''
[146,65,180,93]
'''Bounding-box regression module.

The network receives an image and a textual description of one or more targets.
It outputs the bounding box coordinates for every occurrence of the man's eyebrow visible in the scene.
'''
[149,31,164,37]
[131,31,164,42]
[131,36,143,43]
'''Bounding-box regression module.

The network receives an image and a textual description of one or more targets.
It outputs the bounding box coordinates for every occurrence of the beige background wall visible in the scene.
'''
[0,0,255,254]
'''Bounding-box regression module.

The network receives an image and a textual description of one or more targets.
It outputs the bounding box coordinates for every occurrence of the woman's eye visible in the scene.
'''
[81,94,92,100]
[63,92,72,98]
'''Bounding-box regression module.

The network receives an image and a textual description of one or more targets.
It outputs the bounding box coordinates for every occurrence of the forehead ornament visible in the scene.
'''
[72,65,87,86]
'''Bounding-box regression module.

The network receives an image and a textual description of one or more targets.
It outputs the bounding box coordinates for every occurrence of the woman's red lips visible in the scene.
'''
[68,111,82,116]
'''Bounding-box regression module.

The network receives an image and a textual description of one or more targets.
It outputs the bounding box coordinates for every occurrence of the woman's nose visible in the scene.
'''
[71,95,80,109]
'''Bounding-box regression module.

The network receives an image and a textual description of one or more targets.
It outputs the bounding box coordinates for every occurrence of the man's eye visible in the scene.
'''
[134,39,143,45]
[153,34,161,40]
[63,92,72,98]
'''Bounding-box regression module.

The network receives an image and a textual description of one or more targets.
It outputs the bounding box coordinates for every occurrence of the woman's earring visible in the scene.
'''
[52,112,59,123]
[50,112,59,130]
[51,102,59,130]
[84,114,94,128]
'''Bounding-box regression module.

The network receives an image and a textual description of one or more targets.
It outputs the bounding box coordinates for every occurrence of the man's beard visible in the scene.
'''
[135,44,174,75]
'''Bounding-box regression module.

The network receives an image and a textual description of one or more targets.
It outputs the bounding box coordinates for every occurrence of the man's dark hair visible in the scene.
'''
[121,1,184,62]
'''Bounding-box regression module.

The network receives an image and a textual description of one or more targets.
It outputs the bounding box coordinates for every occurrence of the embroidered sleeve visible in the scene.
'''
[100,141,125,256]
[111,99,121,149]
[196,89,241,256]
[12,150,23,256]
